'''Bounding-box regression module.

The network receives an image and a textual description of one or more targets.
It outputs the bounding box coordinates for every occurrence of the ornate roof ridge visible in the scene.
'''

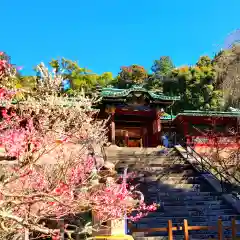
[101,86,180,101]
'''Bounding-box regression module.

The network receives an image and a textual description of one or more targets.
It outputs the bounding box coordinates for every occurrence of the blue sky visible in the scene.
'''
[1,0,240,76]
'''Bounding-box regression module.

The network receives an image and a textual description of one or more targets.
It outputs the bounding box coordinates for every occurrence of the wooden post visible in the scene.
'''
[111,107,115,145]
[58,219,65,240]
[167,220,173,240]
[232,218,236,239]
[183,121,188,136]
[186,135,191,146]
[218,218,223,240]
[156,108,161,143]
[183,219,189,240]
[125,131,129,147]
[111,120,115,145]
[143,128,148,147]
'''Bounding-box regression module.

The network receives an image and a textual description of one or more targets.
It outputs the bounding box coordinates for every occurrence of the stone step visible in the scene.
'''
[132,219,238,228]
[145,184,215,193]
[136,214,238,222]
[107,153,176,158]
[142,209,235,217]
[132,174,200,180]
[116,163,190,170]
[116,147,238,239]
[157,176,202,180]
[155,168,197,174]
[158,204,230,211]
[158,204,232,211]
[114,158,186,166]
[145,194,224,203]
[155,200,226,206]
[113,157,182,162]
[141,171,198,180]
[143,170,198,178]
[107,150,180,157]
[157,177,203,184]
[107,154,178,158]
[147,193,223,201]
[147,183,200,191]
[157,191,223,197]
[126,163,194,170]
[107,151,181,156]
[105,149,177,156]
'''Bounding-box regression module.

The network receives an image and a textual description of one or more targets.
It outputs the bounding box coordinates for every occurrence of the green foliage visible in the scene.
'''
[148,56,175,90]
[196,56,212,67]
[151,56,174,75]
[145,73,161,90]
[165,56,223,113]
[2,50,228,113]
[49,58,113,92]
[17,76,37,89]
[97,72,114,87]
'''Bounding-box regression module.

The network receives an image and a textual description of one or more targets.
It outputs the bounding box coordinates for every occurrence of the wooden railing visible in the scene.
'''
[178,138,239,193]
[129,218,240,240]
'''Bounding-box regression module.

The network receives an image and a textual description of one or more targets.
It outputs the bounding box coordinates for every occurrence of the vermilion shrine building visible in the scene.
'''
[97,85,180,147]
[173,110,240,149]
[97,86,240,148]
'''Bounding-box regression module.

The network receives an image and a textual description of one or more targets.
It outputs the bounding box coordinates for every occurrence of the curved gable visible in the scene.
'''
[101,85,180,102]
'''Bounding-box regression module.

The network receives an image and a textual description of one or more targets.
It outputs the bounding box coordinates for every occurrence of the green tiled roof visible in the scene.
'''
[175,110,240,118]
[100,85,180,101]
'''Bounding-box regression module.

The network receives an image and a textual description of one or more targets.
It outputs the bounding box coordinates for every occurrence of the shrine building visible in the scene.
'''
[172,110,240,149]
[96,85,180,147]
[96,85,240,148]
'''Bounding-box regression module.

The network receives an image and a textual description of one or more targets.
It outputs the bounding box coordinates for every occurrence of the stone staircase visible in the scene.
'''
[105,146,240,239]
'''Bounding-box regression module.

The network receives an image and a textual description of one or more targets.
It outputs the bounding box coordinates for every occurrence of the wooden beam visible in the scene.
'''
[232,218,236,239]
[183,219,189,240]
[218,219,223,240]
[168,220,173,240]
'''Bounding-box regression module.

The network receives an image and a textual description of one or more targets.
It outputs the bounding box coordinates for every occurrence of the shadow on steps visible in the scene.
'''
[105,147,240,239]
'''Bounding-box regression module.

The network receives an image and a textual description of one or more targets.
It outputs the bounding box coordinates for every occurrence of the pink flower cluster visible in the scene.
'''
[128,202,158,222]
[0,52,10,76]
[0,87,158,236]
[0,88,16,101]
[0,108,43,158]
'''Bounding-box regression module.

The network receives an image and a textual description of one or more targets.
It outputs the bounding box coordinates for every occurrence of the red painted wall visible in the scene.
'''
[192,136,240,148]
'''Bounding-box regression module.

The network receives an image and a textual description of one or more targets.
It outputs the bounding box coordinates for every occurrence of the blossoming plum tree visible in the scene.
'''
[0,51,17,88]
[0,55,157,239]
